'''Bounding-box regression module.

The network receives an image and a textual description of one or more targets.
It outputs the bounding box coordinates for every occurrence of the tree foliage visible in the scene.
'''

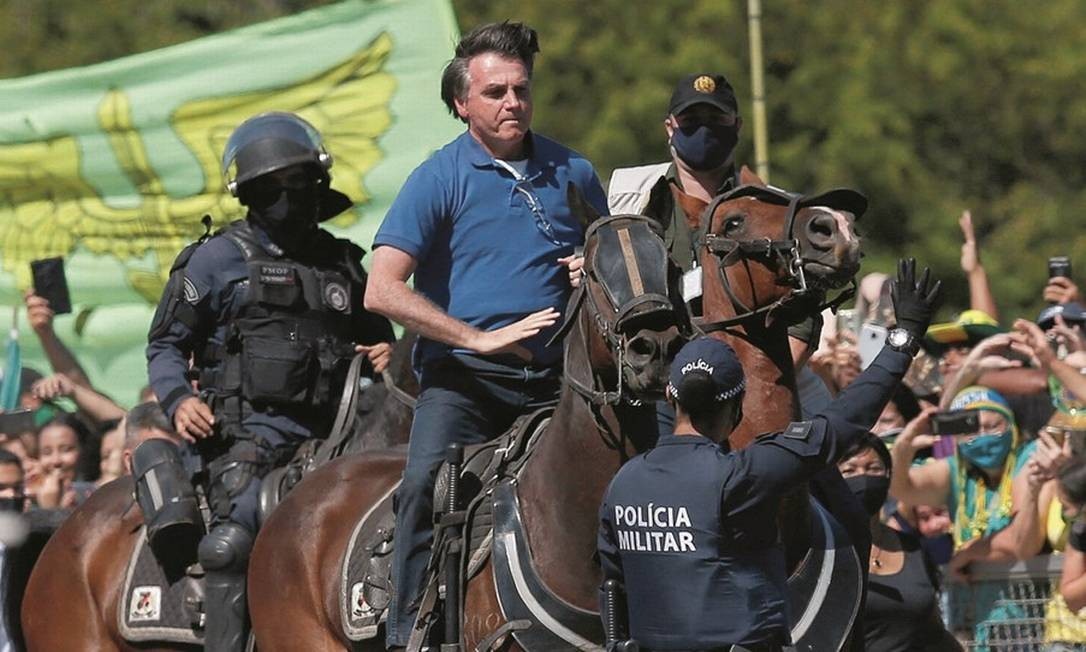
[2,0,1083,321]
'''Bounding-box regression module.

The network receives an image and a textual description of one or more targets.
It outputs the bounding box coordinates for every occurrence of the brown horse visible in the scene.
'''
[246,197,686,650]
[673,168,866,649]
[247,175,861,651]
[18,335,419,652]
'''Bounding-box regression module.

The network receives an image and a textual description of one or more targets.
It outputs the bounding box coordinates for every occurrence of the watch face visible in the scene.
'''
[889,330,909,346]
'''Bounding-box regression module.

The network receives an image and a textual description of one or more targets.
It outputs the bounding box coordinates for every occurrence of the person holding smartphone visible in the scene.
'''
[889,386,1040,643]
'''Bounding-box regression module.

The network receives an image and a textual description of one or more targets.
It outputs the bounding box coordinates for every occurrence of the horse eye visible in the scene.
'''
[723,215,744,233]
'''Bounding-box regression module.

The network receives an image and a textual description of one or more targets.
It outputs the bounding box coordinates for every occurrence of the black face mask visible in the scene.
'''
[671,123,738,171]
[247,185,322,251]
[844,474,890,516]
[0,496,26,513]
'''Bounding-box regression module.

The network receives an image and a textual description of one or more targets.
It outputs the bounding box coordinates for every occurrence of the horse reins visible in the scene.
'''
[552,215,675,407]
[696,190,856,334]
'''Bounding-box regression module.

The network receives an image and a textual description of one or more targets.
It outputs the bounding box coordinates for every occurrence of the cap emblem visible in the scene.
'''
[693,75,716,93]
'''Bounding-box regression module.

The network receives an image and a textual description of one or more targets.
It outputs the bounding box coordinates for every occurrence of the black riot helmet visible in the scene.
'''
[222,112,331,195]
[221,112,352,222]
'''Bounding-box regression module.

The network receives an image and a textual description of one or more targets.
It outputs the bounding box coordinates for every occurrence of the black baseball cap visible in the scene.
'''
[668,73,739,117]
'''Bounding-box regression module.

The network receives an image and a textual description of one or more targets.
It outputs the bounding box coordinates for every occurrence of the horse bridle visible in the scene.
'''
[696,185,857,333]
[549,214,679,406]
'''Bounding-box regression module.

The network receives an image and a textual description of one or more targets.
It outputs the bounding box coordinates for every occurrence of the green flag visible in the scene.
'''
[0,325,20,411]
[0,0,462,406]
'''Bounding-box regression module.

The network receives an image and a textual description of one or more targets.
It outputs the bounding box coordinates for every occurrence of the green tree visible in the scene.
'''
[3,0,1084,321]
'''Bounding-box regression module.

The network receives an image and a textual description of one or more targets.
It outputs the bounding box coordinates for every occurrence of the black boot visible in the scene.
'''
[202,570,249,652]
[198,523,253,652]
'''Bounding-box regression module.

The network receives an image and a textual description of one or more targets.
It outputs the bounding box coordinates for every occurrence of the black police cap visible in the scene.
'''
[668,73,739,117]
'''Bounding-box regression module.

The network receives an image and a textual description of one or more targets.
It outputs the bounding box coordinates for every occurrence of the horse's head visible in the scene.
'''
[555,186,687,404]
[676,167,864,328]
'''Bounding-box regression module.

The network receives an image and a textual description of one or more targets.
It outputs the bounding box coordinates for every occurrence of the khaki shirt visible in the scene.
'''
[607,161,736,272]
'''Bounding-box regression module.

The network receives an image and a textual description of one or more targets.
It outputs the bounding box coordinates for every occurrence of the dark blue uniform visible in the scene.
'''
[146,220,393,532]
[598,346,911,650]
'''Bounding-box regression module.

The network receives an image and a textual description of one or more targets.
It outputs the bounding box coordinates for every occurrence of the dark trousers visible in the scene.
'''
[386,354,560,646]
[199,423,305,534]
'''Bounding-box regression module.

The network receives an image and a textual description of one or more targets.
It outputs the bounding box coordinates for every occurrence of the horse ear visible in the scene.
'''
[669,181,708,231]
[566,182,599,233]
[739,165,766,187]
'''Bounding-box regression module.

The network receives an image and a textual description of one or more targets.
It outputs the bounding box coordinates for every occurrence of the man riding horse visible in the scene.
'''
[362,21,609,650]
[143,112,394,651]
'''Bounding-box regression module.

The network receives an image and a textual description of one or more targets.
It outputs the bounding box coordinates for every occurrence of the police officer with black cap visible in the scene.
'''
[598,259,942,652]
[608,72,742,273]
[144,111,394,651]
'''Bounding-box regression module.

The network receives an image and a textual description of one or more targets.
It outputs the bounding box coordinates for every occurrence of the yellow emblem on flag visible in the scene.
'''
[0,34,395,304]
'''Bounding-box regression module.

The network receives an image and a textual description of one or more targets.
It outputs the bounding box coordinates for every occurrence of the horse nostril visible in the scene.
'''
[626,334,657,361]
[805,214,837,249]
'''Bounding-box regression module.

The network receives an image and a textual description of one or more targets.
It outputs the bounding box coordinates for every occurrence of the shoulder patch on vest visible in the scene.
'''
[182,278,199,304]
[784,421,813,440]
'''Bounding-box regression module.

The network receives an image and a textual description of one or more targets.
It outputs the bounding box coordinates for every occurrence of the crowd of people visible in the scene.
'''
[0,289,169,515]
[805,212,1086,649]
[0,17,1082,652]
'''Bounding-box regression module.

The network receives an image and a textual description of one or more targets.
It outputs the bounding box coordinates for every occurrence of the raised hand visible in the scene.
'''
[891,258,943,338]
[24,290,54,335]
[31,373,75,400]
[1044,276,1080,305]
[898,406,940,455]
[959,210,980,274]
[1009,319,1055,368]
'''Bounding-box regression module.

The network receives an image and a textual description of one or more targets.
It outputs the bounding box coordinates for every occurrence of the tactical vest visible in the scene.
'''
[193,221,362,419]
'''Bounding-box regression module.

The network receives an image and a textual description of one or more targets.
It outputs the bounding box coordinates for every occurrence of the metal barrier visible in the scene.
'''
[945,554,1086,651]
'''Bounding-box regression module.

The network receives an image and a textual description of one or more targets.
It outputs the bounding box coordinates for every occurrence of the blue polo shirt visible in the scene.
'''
[374,131,607,369]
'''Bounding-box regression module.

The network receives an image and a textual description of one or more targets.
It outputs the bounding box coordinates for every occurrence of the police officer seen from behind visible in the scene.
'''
[144,112,394,652]
[364,21,608,650]
[598,260,942,652]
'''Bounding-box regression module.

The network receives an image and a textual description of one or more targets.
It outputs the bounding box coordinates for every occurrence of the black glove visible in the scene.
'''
[890,258,943,338]
[1070,518,1086,552]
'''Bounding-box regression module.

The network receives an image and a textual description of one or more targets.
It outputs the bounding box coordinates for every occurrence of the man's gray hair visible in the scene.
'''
[440,21,540,123]
[124,401,174,450]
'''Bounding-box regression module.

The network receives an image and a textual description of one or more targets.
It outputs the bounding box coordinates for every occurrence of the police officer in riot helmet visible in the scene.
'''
[143,112,394,651]
[598,260,942,651]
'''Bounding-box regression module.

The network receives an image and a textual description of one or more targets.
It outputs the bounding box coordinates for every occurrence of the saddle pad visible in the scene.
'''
[786,497,863,652]
[340,481,399,641]
[118,527,203,646]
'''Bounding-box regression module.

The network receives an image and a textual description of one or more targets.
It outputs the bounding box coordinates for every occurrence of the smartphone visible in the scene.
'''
[835,308,857,339]
[1070,431,1086,456]
[1043,425,1067,446]
[858,323,888,370]
[1049,256,1072,280]
[931,409,981,436]
[0,409,35,435]
[29,257,72,315]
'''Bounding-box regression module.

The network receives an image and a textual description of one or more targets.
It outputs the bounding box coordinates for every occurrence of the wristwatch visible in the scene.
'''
[886,328,920,356]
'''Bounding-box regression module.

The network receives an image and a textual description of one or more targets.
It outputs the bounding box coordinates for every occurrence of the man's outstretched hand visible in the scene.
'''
[470,307,560,361]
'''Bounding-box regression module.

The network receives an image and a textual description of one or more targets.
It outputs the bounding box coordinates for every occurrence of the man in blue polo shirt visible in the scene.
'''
[364,21,607,649]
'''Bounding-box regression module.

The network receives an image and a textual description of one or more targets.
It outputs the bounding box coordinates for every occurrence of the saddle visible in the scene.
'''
[338,407,553,643]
